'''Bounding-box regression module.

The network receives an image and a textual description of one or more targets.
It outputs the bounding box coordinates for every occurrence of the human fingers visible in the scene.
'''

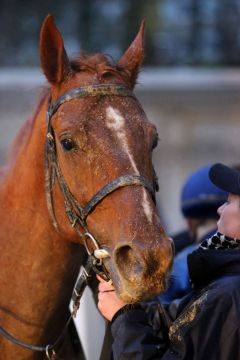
[98,287,125,321]
[96,274,105,282]
[96,274,115,292]
[98,279,115,293]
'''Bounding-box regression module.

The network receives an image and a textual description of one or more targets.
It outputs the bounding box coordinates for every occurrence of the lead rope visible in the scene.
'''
[0,246,110,359]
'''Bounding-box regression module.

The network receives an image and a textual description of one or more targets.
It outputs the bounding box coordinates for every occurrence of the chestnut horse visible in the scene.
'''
[0,15,173,359]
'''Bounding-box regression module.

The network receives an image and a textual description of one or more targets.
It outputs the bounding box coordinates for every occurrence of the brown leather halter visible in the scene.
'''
[45,83,155,264]
[0,84,156,359]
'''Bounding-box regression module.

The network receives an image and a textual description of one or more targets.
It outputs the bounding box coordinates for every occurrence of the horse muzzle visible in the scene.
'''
[104,236,174,303]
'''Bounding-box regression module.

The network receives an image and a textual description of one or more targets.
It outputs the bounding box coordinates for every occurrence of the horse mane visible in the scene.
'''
[70,53,131,85]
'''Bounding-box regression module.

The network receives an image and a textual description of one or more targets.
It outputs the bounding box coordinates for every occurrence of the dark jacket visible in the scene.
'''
[110,249,240,360]
[160,229,216,304]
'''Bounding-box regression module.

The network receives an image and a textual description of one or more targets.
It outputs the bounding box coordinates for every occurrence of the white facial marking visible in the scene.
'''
[142,188,153,223]
[106,106,139,174]
[106,106,153,224]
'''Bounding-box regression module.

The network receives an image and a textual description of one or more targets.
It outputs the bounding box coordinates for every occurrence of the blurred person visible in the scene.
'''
[172,165,227,254]
[161,164,227,303]
[171,228,192,255]
[99,164,227,359]
[98,163,240,360]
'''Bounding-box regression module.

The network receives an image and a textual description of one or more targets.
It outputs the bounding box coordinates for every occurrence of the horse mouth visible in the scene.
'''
[104,257,171,303]
[116,272,169,303]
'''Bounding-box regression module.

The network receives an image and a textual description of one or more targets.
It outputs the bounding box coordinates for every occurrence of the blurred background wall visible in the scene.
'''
[1,0,240,67]
[1,1,240,358]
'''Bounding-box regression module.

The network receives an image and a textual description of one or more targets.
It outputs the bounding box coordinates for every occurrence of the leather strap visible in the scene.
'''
[45,83,155,233]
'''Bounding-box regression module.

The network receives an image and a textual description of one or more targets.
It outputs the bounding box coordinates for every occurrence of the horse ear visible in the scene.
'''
[40,15,71,85]
[118,21,145,88]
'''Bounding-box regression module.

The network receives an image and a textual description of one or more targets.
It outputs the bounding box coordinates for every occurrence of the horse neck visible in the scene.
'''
[0,96,85,348]
[1,95,47,204]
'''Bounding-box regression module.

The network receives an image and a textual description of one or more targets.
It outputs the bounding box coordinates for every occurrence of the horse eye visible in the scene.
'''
[60,138,75,151]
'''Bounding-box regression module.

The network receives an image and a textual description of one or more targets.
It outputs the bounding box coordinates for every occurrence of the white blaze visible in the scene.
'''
[106,106,139,174]
[142,188,153,223]
[106,106,153,223]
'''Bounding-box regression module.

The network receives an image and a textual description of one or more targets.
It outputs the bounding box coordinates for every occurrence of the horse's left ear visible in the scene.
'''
[40,15,71,85]
[118,21,145,88]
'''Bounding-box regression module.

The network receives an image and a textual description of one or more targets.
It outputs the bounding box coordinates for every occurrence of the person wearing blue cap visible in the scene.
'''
[173,164,227,254]
[97,163,240,360]
[161,165,227,303]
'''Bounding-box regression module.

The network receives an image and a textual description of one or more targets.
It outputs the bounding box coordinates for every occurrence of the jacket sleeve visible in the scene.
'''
[165,279,240,360]
[178,289,240,360]
[110,286,240,360]
[111,308,168,360]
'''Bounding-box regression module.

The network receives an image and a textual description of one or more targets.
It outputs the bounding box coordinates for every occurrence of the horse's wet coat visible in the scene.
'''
[0,15,174,359]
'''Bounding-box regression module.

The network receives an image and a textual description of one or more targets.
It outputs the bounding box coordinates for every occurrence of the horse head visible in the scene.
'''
[40,15,174,303]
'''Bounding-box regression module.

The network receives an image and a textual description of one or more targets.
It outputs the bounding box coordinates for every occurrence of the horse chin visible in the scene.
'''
[109,270,169,304]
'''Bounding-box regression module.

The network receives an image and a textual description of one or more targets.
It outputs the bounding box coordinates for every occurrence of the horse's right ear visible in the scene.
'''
[117,21,145,89]
[40,15,71,85]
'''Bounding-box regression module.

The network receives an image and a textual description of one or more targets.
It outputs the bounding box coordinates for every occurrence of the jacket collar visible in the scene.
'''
[187,249,240,287]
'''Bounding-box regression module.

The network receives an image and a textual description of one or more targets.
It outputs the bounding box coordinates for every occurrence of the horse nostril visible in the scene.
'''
[115,245,143,281]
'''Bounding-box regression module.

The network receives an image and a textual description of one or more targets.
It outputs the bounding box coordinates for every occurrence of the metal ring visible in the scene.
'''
[83,232,100,255]
[45,345,56,359]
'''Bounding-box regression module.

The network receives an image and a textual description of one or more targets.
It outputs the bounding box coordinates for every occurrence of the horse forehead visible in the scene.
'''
[104,105,148,139]
[60,95,146,127]
[106,106,125,130]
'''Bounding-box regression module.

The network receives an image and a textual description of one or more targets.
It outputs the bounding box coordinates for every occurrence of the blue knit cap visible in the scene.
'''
[181,165,228,219]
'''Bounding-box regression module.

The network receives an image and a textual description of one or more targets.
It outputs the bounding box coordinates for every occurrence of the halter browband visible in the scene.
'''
[45,83,155,237]
[48,83,135,119]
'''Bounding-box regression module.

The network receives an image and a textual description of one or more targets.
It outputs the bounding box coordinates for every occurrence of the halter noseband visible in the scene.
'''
[45,84,155,254]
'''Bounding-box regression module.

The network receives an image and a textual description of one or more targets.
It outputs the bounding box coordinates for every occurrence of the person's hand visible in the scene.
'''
[97,275,127,321]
